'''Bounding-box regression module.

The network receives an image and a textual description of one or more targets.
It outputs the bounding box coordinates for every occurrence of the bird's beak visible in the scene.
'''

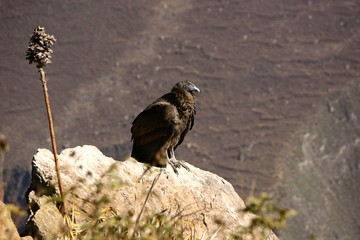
[189,82,200,93]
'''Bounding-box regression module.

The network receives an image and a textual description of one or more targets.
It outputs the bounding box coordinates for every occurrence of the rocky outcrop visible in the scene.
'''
[0,201,32,240]
[24,145,278,239]
[0,201,21,240]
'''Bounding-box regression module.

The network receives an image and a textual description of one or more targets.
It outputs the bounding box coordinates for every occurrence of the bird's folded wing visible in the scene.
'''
[131,102,178,139]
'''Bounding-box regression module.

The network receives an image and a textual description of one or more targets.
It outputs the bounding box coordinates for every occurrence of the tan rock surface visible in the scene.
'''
[25,145,278,239]
[0,201,21,240]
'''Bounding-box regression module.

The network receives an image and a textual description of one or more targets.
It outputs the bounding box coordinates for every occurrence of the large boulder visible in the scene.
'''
[24,145,278,239]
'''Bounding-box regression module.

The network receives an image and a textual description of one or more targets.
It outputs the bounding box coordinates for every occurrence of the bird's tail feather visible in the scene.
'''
[131,138,167,167]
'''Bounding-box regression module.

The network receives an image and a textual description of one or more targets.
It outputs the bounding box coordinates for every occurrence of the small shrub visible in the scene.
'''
[233,193,297,240]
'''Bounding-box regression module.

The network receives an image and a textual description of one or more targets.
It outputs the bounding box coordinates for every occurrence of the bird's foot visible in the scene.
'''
[168,161,179,174]
[168,158,190,174]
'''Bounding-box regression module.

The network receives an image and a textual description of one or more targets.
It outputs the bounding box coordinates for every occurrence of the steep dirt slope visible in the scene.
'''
[276,82,360,239]
[0,1,359,237]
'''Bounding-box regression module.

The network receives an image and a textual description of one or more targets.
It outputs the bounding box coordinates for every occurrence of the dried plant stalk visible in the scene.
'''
[26,26,66,214]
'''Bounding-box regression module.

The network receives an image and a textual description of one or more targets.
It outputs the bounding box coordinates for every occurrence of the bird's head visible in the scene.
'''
[173,80,200,94]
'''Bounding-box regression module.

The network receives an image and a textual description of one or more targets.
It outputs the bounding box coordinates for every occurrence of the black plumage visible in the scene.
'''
[131,81,200,172]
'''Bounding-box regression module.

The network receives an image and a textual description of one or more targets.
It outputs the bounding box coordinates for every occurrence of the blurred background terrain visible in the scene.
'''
[1,1,359,239]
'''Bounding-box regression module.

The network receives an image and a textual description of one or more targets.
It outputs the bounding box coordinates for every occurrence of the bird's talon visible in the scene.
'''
[168,161,179,174]
[180,161,190,171]
[168,159,189,174]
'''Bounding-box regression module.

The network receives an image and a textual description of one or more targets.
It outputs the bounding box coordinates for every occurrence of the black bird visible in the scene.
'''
[131,81,200,173]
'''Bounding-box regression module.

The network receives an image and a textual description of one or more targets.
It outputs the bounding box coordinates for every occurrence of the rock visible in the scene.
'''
[0,133,9,201]
[24,192,63,239]
[0,201,21,240]
[24,145,278,239]
[0,201,33,240]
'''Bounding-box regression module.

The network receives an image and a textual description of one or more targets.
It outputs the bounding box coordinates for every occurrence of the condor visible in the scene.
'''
[131,81,200,173]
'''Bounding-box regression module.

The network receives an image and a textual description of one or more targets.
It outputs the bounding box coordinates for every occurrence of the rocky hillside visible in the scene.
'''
[275,82,360,240]
[1,0,359,238]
